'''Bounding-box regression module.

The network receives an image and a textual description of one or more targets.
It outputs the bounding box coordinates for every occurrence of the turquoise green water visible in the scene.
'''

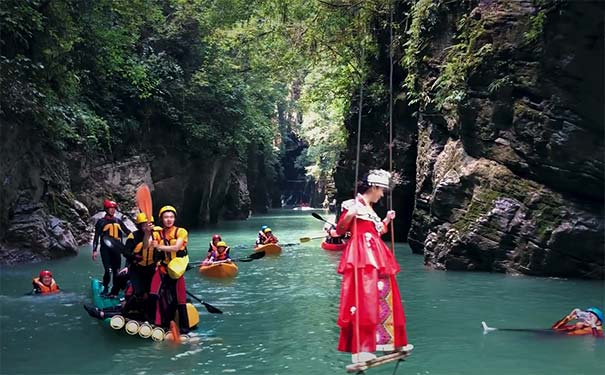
[1,210,603,374]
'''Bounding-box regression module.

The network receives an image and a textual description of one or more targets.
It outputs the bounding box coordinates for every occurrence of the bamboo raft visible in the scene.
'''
[345,344,414,373]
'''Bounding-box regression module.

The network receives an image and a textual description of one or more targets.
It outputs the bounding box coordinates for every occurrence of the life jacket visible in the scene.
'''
[264,235,278,244]
[154,226,188,264]
[127,231,156,267]
[210,248,230,261]
[32,277,59,294]
[102,216,125,240]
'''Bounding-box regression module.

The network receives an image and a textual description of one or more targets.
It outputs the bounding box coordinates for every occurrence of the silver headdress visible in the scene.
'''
[366,169,391,189]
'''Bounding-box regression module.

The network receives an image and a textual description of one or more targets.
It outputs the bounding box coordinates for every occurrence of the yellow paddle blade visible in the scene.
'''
[299,237,312,243]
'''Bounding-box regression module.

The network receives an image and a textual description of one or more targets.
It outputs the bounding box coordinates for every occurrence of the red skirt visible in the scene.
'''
[336,232,408,353]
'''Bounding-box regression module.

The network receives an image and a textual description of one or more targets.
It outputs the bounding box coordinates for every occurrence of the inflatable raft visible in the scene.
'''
[320,240,346,251]
[254,243,282,255]
[199,261,238,278]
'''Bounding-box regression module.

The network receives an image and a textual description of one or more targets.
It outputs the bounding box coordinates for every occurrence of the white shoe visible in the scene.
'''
[352,352,377,363]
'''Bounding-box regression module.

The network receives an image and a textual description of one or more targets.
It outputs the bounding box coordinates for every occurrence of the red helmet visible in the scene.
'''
[39,270,52,278]
[103,199,118,209]
[212,234,222,242]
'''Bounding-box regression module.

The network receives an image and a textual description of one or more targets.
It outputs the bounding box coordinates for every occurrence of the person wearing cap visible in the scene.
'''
[32,270,60,294]
[260,227,278,245]
[208,234,222,253]
[149,205,190,333]
[255,225,269,246]
[92,199,131,297]
[552,307,604,337]
[203,241,232,265]
[123,213,158,318]
[334,169,409,363]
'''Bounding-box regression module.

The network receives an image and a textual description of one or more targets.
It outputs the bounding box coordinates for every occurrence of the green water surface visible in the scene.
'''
[1,210,603,374]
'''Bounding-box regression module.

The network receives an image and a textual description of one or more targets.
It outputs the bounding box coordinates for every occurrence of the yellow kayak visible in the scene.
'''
[198,262,238,278]
[255,243,282,256]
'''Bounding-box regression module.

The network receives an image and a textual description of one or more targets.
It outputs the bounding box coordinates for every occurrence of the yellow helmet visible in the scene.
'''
[135,212,154,224]
[263,228,272,233]
[158,205,177,217]
[216,241,227,248]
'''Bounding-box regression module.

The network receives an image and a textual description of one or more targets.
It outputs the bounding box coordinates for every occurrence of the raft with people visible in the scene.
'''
[89,278,200,341]
[199,261,239,278]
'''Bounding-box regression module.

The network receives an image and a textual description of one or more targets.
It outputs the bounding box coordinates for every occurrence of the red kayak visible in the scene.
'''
[320,240,346,251]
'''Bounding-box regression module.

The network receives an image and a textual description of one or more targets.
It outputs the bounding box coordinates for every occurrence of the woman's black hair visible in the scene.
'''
[357,173,371,194]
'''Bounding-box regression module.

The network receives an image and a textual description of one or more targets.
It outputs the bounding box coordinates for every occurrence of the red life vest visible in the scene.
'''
[32,277,59,294]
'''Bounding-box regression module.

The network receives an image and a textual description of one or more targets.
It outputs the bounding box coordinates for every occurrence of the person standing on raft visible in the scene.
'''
[334,169,409,363]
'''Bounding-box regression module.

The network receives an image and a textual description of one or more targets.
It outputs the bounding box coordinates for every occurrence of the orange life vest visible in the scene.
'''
[32,278,59,294]
[127,230,156,267]
[153,226,188,264]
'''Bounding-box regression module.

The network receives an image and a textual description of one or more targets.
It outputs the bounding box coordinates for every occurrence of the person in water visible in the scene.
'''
[32,270,60,294]
[203,241,231,264]
[334,169,409,363]
[258,228,278,245]
[552,307,603,337]
[123,213,157,319]
[150,205,190,333]
[92,199,131,297]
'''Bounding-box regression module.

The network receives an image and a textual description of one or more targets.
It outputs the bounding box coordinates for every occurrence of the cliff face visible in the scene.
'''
[406,0,604,278]
[0,131,270,264]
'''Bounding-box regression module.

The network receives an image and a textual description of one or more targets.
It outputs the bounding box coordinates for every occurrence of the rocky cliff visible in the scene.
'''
[405,0,604,278]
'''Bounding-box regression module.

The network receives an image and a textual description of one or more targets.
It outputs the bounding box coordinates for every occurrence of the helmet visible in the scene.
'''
[261,225,268,231]
[103,199,118,209]
[216,241,227,248]
[39,270,52,278]
[135,213,154,224]
[212,234,222,242]
[586,307,604,323]
[263,227,272,233]
[158,205,177,217]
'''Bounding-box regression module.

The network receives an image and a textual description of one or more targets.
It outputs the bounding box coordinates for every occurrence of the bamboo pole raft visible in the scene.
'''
[345,344,414,373]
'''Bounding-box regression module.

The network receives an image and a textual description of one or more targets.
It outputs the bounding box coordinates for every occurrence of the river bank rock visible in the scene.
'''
[406,0,603,279]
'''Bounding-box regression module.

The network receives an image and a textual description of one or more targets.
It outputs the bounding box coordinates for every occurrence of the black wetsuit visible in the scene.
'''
[93,215,131,294]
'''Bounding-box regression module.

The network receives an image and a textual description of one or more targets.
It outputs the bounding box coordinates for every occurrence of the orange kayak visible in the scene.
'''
[320,241,346,251]
[255,243,282,255]
[199,262,238,278]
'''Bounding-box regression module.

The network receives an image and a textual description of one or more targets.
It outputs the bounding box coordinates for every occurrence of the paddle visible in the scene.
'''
[299,236,325,243]
[185,291,223,314]
[481,321,554,334]
[136,184,153,222]
[311,212,336,226]
[187,251,266,269]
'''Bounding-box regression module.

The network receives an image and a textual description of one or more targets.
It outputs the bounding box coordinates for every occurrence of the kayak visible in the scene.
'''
[320,240,346,251]
[255,243,282,255]
[89,279,199,341]
[199,262,238,278]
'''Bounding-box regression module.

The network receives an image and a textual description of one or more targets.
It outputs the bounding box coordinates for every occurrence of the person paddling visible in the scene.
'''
[32,270,60,295]
[92,199,131,297]
[256,225,268,246]
[552,307,603,337]
[257,228,278,246]
[123,213,157,320]
[203,241,231,265]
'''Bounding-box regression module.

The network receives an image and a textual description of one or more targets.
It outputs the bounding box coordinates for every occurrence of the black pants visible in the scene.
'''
[100,246,121,290]
[129,264,155,296]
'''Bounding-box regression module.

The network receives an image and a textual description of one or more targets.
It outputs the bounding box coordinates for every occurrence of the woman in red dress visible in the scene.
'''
[335,169,409,363]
